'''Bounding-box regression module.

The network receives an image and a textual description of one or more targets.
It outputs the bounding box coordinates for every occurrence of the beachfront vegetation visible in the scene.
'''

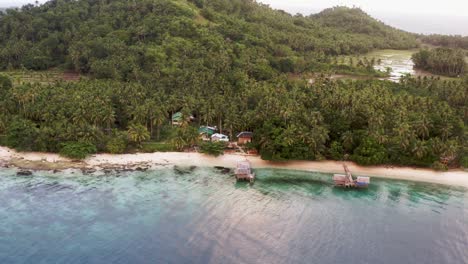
[59,141,97,160]
[0,0,466,167]
[199,142,225,157]
[412,48,466,77]
[0,73,465,166]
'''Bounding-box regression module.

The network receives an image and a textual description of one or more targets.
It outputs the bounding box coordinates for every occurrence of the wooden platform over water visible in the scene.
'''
[235,160,255,183]
[333,164,370,188]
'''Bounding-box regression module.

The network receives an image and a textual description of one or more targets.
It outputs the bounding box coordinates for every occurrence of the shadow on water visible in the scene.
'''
[238,169,466,206]
[243,168,382,200]
[405,182,455,209]
[387,183,404,202]
[331,183,381,202]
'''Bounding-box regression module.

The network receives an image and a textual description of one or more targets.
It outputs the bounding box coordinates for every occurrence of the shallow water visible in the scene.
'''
[332,49,454,82]
[0,167,467,264]
[366,49,417,81]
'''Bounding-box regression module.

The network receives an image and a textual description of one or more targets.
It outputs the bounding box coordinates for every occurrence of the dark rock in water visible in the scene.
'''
[53,169,60,174]
[174,166,195,175]
[214,166,231,174]
[135,167,148,172]
[103,169,113,174]
[17,170,33,176]
[81,168,96,175]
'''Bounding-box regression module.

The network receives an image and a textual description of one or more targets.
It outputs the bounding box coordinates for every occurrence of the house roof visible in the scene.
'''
[199,126,217,136]
[172,112,183,121]
[237,132,253,138]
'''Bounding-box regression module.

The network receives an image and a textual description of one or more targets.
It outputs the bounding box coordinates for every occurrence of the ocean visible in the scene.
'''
[0,167,467,264]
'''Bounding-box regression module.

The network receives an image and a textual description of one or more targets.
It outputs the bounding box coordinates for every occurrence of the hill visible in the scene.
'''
[419,34,468,50]
[311,7,417,49]
[0,0,417,77]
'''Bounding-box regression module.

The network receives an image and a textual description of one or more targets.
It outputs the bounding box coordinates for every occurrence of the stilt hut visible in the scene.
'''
[235,160,255,183]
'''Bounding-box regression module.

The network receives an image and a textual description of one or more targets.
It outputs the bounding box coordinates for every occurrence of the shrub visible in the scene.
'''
[460,156,468,169]
[199,141,225,157]
[60,142,97,160]
[432,161,448,171]
[170,126,199,151]
[106,137,127,154]
[140,142,176,153]
[5,118,39,151]
[0,74,12,90]
[329,141,344,160]
[351,137,387,165]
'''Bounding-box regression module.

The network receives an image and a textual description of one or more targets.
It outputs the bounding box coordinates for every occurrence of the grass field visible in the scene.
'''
[0,69,82,86]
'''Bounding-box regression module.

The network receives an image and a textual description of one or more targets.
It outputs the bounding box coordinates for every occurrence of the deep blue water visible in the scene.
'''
[0,167,467,264]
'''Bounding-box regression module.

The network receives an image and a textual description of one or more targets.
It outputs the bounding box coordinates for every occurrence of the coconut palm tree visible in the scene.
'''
[127,124,150,148]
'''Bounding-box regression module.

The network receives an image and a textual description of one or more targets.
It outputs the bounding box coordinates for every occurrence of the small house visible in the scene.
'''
[211,133,229,142]
[199,126,217,141]
[172,112,194,126]
[236,132,253,145]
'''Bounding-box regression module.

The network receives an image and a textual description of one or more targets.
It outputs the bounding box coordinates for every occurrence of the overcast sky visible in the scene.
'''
[258,0,468,17]
[1,0,467,35]
[257,0,468,35]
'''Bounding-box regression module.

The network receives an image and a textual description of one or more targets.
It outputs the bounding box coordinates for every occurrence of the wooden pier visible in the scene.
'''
[235,160,255,183]
[333,164,370,188]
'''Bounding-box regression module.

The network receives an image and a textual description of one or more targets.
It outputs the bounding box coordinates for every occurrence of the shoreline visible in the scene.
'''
[1,146,467,188]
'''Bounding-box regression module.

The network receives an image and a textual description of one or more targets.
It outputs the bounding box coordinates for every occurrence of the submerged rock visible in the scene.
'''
[174,165,197,175]
[214,166,232,174]
[17,170,33,176]
[135,167,148,172]
[81,168,97,175]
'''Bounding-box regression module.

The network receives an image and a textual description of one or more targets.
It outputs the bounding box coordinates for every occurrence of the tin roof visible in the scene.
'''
[237,132,253,138]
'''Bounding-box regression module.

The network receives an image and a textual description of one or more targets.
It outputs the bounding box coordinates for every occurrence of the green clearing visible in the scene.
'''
[0,70,82,86]
[337,49,460,81]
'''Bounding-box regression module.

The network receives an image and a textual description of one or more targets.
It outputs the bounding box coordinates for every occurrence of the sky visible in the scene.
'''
[258,0,468,17]
[258,0,468,35]
[1,0,467,35]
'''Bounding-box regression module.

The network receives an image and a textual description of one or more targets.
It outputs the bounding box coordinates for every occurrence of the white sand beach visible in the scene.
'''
[1,146,467,188]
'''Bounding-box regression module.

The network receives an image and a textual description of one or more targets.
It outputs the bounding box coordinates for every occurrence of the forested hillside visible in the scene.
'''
[0,0,417,77]
[312,7,417,50]
[0,0,466,168]
[420,34,468,50]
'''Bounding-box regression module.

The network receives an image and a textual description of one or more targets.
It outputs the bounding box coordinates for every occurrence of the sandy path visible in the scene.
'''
[1,147,467,188]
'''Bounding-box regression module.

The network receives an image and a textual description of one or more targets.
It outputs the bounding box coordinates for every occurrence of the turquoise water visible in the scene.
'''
[0,167,467,264]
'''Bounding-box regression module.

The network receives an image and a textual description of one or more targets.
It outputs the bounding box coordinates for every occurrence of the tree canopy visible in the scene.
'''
[412,48,467,77]
[0,0,418,76]
[0,0,465,167]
